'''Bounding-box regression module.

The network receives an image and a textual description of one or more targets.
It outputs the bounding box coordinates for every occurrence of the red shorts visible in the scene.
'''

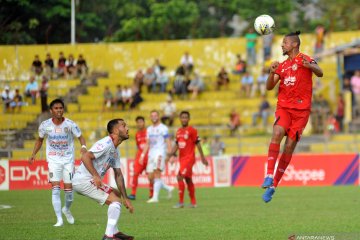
[134,151,148,175]
[179,158,195,178]
[274,107,310,141]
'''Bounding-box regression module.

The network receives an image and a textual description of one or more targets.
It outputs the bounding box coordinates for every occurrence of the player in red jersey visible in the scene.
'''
[261,31,323,203]
[128,116,153,200]
[167,111,208,208]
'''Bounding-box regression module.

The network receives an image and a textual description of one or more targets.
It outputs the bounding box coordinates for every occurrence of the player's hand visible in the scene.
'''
[80,148,87,155]
[269,61,279,73]
[201,157,209,166]
[124,198,134,213]
[301,55,311,68]
[169,156,176,164]
[92,175,103,189]
[28,156,35,165]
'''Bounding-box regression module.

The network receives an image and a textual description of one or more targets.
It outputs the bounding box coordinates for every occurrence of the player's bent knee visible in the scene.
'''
[106,192,122,205]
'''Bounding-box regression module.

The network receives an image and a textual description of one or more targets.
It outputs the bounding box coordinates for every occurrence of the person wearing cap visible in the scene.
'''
[1,86,14,113]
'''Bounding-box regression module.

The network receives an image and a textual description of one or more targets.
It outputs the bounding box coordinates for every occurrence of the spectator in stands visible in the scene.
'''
[188,73,205,100]
[252,68,269,97]
[44,53,54,79]
[143,67,157,93]
[314,24,326,61]
[25,76,39,105]
[343,77,355,107]
[241,71,254,97]
[156,68,169,93]
[129,84,143,110]
[76,54,88,79]
[201,136,211,157]
[114,85,124,110]
[122,86,133,110]
[311,94,330,134]
[335,93,345,132]
[1,86,14,113]
[39,76,49,112]
[263,33,274,60]
[172,64,187,99]
[31,55,43,75]
[216,67,230,91]
[232,54,246,75]
[102,86,113,111]
[210,135,225,156]
[228,108,241,136]
[350,70,360,107]
[252,95,271,128]
[133,69,144,93]
[10,88,24,113]
[245,28,258,65]
[153,59,166,77]
[160,95,176,126]
[65,54,77,79]
[180,52,194,74]
[56,52,67,78]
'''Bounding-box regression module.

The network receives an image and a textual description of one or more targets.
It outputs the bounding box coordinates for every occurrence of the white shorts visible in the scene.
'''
[73,180,112,205]
[146,152,166,173]
[48,162,74,184]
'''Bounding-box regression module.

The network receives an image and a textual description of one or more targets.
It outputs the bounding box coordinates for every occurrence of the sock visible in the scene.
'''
[131,173,139,196]
[273,153,293,187]
[178,179,185,204]
[64,188,73,210]
[153,178,162,201]
[52,186,62,221]
[105,202,121,237]
[186,179,196,205]
[161,180,172,191]
[266,143,280,175]
[149,181,154,198]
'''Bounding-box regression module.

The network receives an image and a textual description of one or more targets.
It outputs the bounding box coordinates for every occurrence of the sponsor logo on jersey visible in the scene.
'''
[55,128,62,133]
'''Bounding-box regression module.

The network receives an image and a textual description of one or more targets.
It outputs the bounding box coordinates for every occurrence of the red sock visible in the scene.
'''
[267,143,280,175]
[273,153,292,187]
[178,179,185,204]
[131,173,139,195]
[186,178,196,205]
[149,181,154,198]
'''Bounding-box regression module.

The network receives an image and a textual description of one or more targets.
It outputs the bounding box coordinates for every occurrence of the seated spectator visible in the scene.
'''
[56,51,67,78]
[25,76,39,105]
[44,53,54,79]
[102,86,113,111]
[39,76,49,112]
[351,70,360,107]
[171,64,188,99]
[228,108,241,136]
[311,94,330,134]
[216,67,230,90]
[65,54,77,79]
[180,52,194,74]
[10,88,24,113]
[31,55,43,75]
[252,95,271,128]
[114,85,124,110]
[122,86,133,110]
[76,54,88,79]
[252,68,269,97]
[232,54,247,75]
[155,68,169,93]
[129,84,143,110]
[143,67,157,93]
[335,93,345,132]
[153,58,166,77]
[240,71,254,97]
[188,73,205,100]
[160,95,176,126]
[210,135,225,156]
[1,86,14,113]
[133,69,144,92]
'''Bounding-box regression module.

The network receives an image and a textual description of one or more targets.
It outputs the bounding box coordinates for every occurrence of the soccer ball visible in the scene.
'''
[254,15,275,35]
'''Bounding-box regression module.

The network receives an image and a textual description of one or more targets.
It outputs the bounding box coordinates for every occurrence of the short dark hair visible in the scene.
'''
[50,99,65,109]
[180,111,190,117]
[136,116,145,121]
[285,31,301,47]
[107,118,124,134]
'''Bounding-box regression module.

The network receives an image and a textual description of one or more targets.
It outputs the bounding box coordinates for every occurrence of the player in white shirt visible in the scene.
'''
[72,119,134,240]
[140,110,174,203]
[29,98,87,227]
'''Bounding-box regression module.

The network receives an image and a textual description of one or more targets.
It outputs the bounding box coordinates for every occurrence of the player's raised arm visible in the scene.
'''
[29,137,44,164]
[78,135,87,155]
[81,151,102,188]
[196,141,208,166]
[301,55,323,77]
[266,61,280,90]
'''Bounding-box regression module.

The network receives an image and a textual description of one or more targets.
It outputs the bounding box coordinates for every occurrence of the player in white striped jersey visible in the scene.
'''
[72,119,134,240]
[29,99,87,227]
[140,110,174,203]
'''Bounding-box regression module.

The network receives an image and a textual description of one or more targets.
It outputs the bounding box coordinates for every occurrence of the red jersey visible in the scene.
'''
[176,126,200,162]
[275,53,315,110]
[135,129,147,155]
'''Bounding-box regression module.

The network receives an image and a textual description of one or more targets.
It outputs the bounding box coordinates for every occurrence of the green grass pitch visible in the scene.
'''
[0,186,359,240]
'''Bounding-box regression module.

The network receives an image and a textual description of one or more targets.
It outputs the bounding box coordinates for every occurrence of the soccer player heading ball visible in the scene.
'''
[261,31,323,203]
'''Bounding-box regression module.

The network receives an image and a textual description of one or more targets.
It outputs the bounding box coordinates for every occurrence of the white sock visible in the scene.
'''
[161,180,172,191]
[52,186,62,221]
[105,202,121,237]
[153,178,162,201]
[64,189,73,210]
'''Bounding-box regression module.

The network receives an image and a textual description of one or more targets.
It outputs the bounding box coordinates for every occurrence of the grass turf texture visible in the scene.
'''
[0,186,359,240]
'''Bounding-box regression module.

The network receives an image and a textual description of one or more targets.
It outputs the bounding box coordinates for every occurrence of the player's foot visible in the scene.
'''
[102,235,120,240]
[114,231,135,240]
[53,219,63,227]
[146,197,158,203]
[167,186,174,200]
[261,176,274,189]
[127,194,136,200]
[172,203,184,209]
[187,203,197,208]
[62,207,75,224]
[262,187,275,203]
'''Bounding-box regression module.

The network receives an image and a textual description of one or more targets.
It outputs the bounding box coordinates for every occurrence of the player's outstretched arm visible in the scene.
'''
[113,168,134,213]
[196,142,208,166]
[167,144,178,163]
[82,151,102,188]
[29,138,44,164]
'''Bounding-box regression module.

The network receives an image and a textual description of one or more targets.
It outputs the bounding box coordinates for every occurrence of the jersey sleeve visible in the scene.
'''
[163,125,169,139]
[89,141,108,159]
[38,122,46,138]
[275,63,283,78]
[71,122,82,138]
[192,128,200,144]
[112,149,121,169]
